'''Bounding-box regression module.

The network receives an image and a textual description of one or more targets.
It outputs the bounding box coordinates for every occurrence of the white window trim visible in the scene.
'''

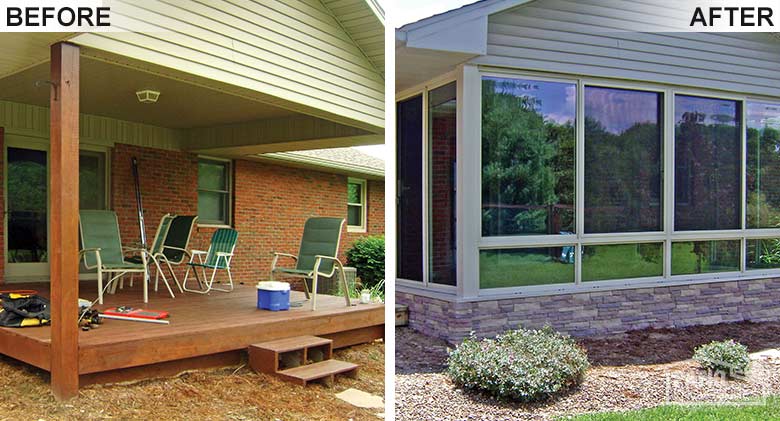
[197,156,233,227]
[398,66,780,299]
[347,177,368,233]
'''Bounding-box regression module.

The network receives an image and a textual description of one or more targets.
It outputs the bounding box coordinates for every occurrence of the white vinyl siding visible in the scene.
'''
[321,0,384,73]
[479,0,780,98]
[71,0,384,132]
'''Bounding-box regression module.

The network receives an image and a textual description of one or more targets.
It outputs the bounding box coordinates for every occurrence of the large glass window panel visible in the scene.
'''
[671,240,740,275]
[746,101,780,229]
[582,243,663,281]
[584,87,663,233]
[79,151,106,210]
[7,148,47,263]
[482,77,576,237]
[480,247,575,288]
[397,95,424,282]
[429,82,457,286]
[674,95,741,231]
[747,238,780,270]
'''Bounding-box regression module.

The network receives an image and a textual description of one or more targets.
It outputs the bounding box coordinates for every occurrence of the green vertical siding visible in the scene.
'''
[0,100,185,149]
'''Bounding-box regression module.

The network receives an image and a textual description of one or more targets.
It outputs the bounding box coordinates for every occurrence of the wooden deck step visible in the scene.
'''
[277,359,358,386]
[249,335,334,374]
[252,335,332,353]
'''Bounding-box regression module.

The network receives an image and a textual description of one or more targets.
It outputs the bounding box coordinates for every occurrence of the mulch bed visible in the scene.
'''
[0,340,384,421]
[581,320,780,366]
[395,322,780,421]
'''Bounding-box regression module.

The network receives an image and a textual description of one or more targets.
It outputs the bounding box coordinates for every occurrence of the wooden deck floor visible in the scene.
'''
[0,281,384,384]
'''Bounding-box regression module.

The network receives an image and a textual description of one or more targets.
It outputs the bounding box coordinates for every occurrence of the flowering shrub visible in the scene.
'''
[447,327,589,402]
[693,339,750,378]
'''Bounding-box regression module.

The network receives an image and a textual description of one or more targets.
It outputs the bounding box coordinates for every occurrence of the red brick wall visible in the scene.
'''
[111,144,199,248]
[430,108,457,285]
[111,143,384,287]
[0,141,384,286]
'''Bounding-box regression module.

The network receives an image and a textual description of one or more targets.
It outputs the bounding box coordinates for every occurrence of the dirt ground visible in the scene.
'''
[0,340,384,421]
[396,322,780,420]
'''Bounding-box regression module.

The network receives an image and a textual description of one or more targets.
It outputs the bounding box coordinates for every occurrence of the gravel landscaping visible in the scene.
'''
[396,322,780,420]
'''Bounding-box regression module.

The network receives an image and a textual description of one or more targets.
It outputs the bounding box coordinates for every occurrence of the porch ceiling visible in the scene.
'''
[0,33,74,79]
[0,35,382,155]
[0,57,297,129]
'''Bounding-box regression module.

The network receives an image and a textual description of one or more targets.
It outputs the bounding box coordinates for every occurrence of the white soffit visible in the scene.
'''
[395,0,532,91]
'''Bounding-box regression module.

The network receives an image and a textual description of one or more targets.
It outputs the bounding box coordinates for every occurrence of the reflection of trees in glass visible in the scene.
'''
[748,238,780,268]
[747,119,780,229]
[584,116,662,233]
[347,182,361,203]
[7,149,48,263]
[674,98,741,231]
[672,240,740,275]
[481,78,574,236]
[80,156,101,209]
[8,161,46,211]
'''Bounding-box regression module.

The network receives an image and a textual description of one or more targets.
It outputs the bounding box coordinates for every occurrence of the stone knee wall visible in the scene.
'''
[397,277,780,344]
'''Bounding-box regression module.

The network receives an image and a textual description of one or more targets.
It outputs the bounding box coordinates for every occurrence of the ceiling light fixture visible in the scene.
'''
[136,89,160,104]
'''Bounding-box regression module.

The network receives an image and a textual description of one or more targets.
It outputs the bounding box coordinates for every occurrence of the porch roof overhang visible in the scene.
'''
[254,147,384,180]
[396,0,531,92]
[323,0,385,76]
[0,34,382,157]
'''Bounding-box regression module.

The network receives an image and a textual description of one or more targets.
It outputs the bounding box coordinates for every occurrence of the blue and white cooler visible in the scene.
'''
[256,281,291,311]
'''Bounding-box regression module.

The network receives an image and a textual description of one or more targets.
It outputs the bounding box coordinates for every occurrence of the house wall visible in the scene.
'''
[108,144,384,288]
[70,0,384,132]
[398,277,780,344]
[0,139,384,287]
[479,1,780,97]
[397,0,780,339]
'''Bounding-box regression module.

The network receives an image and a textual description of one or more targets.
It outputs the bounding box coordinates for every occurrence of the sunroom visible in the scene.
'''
[395,0,780,343]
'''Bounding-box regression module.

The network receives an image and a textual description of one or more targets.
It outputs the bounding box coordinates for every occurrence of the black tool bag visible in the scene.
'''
[0,293,50,327]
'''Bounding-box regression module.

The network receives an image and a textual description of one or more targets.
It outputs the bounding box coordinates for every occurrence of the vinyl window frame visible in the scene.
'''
[197,156,233,227]
[471,67,780,299]
[396,70,461,294]
[347,177,368,233]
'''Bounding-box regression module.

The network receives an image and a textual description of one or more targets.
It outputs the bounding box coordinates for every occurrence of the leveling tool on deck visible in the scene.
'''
[100,306,170,324]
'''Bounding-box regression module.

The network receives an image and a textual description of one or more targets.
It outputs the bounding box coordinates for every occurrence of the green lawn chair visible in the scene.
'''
[79,210,150,304]
[270,217,351,310]
[124,213,175,296]
[182,228,238,294]
[152,215,198,295]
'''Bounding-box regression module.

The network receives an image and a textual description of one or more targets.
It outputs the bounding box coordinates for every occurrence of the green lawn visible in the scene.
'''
[480,249,574,288]
[567,397,780,420]
[581,243,662,282]
[480,241,744,289]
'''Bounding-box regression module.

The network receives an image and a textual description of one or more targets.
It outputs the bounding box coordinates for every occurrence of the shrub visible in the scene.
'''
[693,339,750,378]
[345,235,384,289]
[447,327,589,402]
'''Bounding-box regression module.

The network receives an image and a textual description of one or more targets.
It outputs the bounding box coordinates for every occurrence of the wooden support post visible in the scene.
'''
[49,42,80,400]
